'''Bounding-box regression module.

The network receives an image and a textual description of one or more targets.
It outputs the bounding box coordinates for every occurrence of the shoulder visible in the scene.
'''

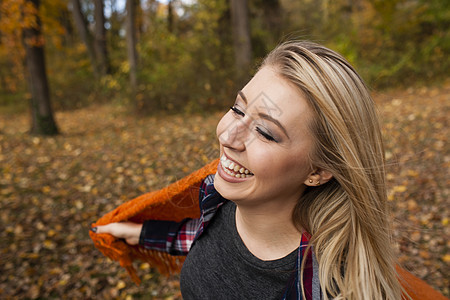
[199,174,216,198]
[198,174,227,214]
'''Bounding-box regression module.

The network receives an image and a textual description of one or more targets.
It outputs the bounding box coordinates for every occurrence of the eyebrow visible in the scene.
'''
[238,90,248,104]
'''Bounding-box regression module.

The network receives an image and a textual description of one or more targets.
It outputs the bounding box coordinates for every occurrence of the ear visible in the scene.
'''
[304,168,333,187]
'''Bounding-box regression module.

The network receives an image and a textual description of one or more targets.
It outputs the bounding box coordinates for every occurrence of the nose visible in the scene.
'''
[218,117,248,152]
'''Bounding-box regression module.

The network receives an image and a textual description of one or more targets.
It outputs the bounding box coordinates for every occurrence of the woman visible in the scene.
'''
[93,41,403,299]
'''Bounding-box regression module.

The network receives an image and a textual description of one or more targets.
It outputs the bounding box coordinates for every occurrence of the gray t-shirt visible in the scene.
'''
[180,201,297,299]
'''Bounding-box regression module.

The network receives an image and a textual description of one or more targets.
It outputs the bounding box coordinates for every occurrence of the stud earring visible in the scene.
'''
[316,180,320,185]
[309,179,313,183]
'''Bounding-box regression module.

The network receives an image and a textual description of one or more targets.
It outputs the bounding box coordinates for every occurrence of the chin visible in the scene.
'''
[214,173,241,200]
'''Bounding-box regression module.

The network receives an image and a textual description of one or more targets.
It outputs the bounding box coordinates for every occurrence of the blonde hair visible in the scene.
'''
[263,41,402,299]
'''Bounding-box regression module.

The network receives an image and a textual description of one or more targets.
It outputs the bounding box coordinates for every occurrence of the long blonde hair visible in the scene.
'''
[263,41,402,299]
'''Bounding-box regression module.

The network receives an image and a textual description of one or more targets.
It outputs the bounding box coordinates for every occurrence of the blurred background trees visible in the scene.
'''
[0,1,448,295]
[0,0,448,118]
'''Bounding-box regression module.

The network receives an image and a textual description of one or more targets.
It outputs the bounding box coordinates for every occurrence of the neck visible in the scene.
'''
[234,199,302,261]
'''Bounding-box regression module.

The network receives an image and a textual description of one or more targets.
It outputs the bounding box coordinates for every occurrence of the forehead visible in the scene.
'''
[241,67,312,133]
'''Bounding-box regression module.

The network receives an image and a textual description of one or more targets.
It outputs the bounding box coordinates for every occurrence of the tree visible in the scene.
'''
[126,0,138,95]
[23,0,59,135]
[167,0,174,33]
[70,0,99,78]
[229,0,252,83]
[94,0,110,75]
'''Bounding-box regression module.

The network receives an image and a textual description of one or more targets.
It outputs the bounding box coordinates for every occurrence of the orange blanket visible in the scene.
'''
[90,159,448,299]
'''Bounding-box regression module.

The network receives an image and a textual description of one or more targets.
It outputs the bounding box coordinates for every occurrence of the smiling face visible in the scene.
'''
[214,66,317,209]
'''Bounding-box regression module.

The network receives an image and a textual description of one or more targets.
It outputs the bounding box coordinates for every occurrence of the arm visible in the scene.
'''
[139,217,202,255]
[94,217,202,256]
[139,174,220,255]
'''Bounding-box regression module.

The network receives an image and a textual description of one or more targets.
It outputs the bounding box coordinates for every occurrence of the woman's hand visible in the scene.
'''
[92,222,143,245]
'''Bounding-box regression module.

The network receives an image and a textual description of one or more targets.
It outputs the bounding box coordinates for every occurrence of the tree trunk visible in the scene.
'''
[23,0,59,135]
[70,0,99,77]
[168,0,174,33]
[126,0,138,94]
[94,0,110,75]
[230,0,252,82]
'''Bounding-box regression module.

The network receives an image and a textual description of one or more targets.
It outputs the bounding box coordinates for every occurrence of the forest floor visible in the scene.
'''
[0,81,449,299]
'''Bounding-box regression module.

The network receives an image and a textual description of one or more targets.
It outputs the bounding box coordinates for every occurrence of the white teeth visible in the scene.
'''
[220,155,253,177]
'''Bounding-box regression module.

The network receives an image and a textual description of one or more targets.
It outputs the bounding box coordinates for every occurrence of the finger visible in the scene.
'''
[92,223,115,234]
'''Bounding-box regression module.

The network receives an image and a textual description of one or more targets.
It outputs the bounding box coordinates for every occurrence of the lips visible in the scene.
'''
[220,155,254,178]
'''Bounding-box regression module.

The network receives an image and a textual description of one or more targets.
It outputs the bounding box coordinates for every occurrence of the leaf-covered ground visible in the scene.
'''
[0,82,448,299]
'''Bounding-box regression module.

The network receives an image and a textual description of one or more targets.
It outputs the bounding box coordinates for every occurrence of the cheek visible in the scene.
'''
[252,147,312,180]
[287,150,313,181]
[248,146,273,173]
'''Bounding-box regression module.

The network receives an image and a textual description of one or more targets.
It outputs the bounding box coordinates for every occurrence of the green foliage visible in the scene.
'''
[348,0,450,86]
[280,0,449,87]
[136,0,235,112]
[45,43,99,110]
[0,0,448,113]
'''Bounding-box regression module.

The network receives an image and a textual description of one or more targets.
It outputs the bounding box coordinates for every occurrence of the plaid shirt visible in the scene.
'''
[140,175,321,300]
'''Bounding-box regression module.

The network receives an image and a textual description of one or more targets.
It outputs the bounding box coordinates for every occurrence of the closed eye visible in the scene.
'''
[256,127,276,142]
[230,106,245,117]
